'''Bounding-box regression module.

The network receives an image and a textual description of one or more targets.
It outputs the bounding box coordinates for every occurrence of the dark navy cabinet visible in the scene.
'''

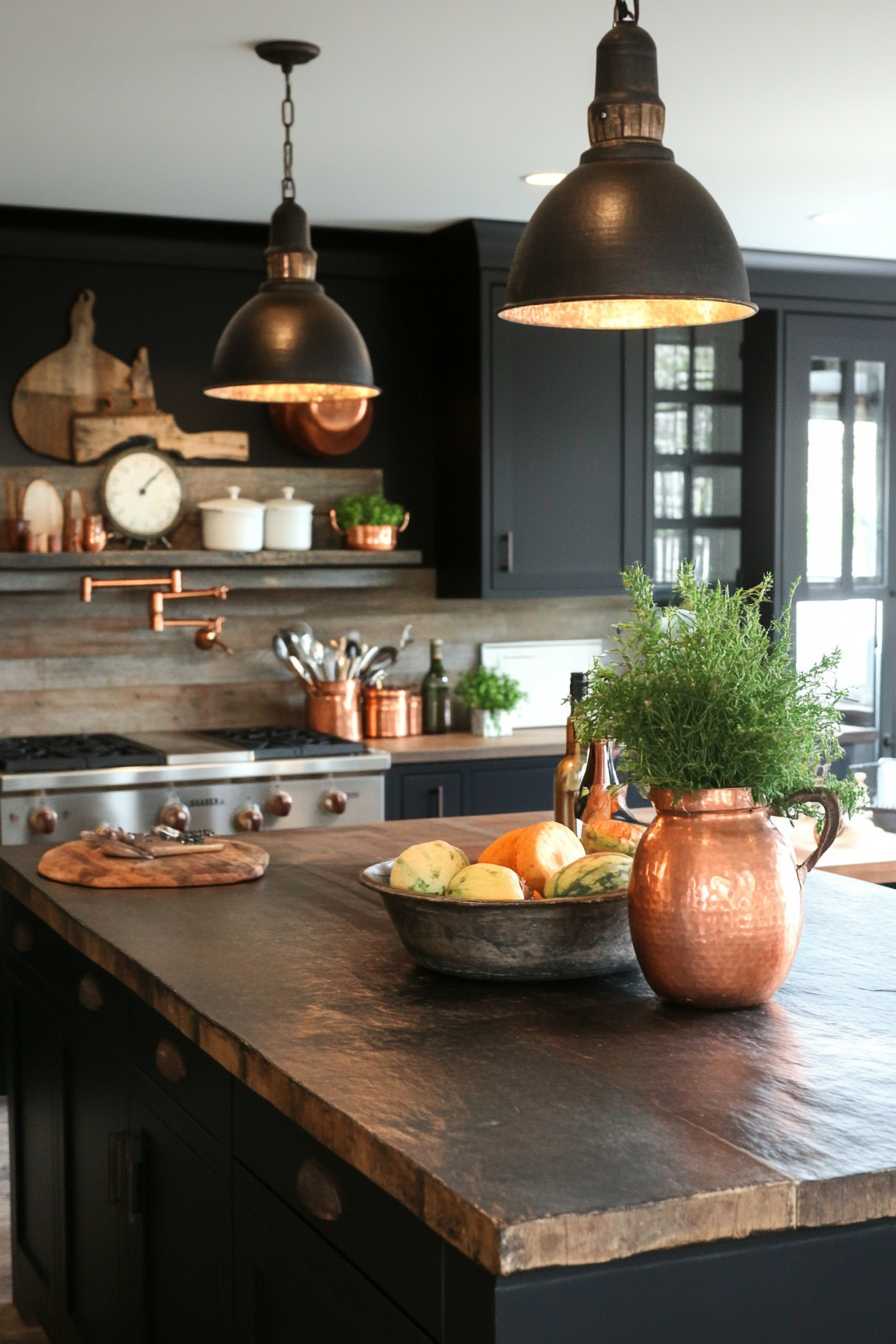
[385,754,559,821]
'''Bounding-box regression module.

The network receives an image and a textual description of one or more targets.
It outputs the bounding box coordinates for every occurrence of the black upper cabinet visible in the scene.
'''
[433,221,645,598]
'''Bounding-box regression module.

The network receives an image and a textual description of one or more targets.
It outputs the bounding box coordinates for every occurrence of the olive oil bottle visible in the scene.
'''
[422,638,452,734]
[554,672,588,831]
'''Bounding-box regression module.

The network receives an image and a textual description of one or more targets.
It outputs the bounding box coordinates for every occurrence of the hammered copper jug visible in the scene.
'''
[629,788,839,1010]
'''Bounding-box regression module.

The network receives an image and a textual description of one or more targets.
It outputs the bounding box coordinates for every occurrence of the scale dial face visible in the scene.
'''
[101,449,183,540]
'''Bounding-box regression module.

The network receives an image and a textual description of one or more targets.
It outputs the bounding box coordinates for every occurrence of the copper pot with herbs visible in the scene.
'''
[572,564,862,1010]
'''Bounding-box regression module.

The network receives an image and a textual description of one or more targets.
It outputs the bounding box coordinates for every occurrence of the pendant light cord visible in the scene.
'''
[281,67,295,201]
[613,0,639,23]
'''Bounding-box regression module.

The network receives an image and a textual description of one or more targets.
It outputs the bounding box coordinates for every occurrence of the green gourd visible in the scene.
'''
[544,852,632,900]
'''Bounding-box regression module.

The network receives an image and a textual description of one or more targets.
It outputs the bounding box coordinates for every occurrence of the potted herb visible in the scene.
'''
[455,667,527,738]
[329,492,409,551]
[574,564,861,1010]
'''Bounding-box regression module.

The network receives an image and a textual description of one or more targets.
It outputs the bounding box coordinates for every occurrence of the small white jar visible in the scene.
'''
[198,486,265,552]
[264,487,314,551]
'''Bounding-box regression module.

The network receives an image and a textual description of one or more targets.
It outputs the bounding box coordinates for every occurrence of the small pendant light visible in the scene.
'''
[205,41,379,403]
[500,1,757,330]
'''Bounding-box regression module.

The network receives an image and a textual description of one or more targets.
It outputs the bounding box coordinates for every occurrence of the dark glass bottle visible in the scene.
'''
[554,672,588,831]
[575,738,617,823]
[422,639,452,734]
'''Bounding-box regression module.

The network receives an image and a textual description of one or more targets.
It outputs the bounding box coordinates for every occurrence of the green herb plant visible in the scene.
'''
[334,492,406,529]
[573,563,863,818]
[455,667,527,713]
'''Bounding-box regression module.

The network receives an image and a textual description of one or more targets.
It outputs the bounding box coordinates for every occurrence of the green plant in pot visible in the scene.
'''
[573,564,861,1011]
[329,492,409,551]
[455,667,526,738]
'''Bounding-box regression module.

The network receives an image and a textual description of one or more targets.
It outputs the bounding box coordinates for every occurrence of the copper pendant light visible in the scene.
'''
[500,1,757,331]
[205,41,380,403]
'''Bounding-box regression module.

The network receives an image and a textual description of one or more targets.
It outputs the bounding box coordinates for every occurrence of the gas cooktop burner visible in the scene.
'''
[200,727,363,760]
[0,733,167,774]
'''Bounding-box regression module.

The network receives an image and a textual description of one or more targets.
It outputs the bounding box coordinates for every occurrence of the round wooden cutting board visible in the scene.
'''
[37,840,269,889]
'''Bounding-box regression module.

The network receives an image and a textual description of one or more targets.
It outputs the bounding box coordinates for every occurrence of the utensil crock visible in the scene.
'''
[628,787,839,1010]
[306,680,362,742]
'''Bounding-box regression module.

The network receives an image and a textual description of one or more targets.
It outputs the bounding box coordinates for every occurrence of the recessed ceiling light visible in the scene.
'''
[809,211,857,225]
[523,172,568,187]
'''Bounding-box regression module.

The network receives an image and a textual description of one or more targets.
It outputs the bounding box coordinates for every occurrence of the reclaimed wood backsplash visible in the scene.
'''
[0,568,628,735]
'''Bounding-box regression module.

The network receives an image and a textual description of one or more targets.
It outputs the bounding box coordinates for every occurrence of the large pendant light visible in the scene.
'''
[500,1,756,330]
[205,41,379,402]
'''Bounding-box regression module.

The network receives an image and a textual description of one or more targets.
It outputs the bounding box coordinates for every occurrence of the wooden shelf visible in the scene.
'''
[0,548,424,592]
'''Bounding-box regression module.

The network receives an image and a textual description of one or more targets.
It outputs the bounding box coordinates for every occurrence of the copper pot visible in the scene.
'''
[329,510,409,552]
[363,687,409,738]
[629,787,839,1010]
[306,679,362,743]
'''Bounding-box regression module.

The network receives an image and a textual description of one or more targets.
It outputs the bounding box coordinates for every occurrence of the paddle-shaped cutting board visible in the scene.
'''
[37,839,269,888]
[12,290,139,461]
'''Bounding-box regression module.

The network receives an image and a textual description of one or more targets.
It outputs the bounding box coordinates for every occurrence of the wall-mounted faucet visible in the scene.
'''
[80,569,232,653]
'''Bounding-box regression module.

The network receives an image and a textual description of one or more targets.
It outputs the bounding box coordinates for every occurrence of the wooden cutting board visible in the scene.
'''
[37,839,269,889]
[72,412,249,463]
[12,291,140,461]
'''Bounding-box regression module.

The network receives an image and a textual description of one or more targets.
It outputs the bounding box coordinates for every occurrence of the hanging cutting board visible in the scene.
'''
[37,838,269,889]
[72,412,249,463]
[12,291,138,461]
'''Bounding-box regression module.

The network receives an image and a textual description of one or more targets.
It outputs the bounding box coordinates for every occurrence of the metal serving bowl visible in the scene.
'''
[359,860,637,981]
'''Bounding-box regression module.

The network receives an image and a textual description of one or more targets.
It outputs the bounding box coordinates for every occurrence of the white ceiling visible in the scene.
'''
[0,0,894,259]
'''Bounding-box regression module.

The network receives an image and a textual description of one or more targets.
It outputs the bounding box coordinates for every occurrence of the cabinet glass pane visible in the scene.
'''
[853,360,885,583]
[807,358,844,583]
[654,529,685,583]
[654,471,686,519]
[692,467,741,518]
[692,529,740,583]
[654,403,688,454]
[654,331,690,390]
[693,323,744,391]
[692,404,742,454]
[796,598,879,717]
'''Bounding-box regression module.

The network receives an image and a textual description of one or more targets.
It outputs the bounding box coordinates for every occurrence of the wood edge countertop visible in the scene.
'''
[2,814,896,1279]
[363,727,566,763]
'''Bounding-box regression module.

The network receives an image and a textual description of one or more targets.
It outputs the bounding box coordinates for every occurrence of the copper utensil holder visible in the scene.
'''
[306,680,362,742]
[363,687,410,738]
[408,693,422,736]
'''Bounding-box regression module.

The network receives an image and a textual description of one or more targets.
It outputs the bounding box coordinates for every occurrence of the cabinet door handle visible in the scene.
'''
[432,785,444,818]
[108,1131,124,1205]
[504,531,514,574]
[297,1159,342,1223]
[123,1132,144,1224]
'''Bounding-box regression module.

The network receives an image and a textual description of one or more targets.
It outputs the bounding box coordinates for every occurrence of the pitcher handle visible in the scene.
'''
[785,789,841,880]
[398,512,410,533]
[329,509,345,536]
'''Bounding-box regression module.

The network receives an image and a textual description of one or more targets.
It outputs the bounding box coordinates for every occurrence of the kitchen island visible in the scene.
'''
[2,814,896,1343]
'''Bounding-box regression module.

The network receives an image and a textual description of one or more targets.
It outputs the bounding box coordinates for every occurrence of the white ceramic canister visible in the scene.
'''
[264,487,314,551]
[198,486,265,552]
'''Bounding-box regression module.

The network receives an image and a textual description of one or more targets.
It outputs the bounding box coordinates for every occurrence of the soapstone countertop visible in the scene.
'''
[1,814,895,1277]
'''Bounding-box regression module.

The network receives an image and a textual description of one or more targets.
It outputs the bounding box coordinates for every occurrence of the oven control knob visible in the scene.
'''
[234,805,264,832]
[267,790,293,818]
[321,790,348,816]
[29,807,58,835]
[159,802,190,832]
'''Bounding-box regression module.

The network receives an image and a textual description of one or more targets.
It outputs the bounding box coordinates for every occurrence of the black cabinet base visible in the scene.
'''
[385,754,558,821]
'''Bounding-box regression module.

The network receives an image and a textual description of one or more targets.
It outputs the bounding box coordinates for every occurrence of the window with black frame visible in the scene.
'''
[648,323,744,587]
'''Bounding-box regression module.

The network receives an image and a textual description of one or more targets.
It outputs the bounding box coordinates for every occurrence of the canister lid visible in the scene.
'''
[198,486,264,512]
[264,486,314,510]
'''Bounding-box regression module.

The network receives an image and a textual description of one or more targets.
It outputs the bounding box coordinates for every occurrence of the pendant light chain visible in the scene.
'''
[281,67,296,201]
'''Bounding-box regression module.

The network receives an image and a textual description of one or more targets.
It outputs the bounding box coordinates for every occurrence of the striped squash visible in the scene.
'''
[544,852,632,900]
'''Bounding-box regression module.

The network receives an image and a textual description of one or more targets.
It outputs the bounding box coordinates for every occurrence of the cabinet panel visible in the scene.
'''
[233,1165,432,1344]
[490,282,625,595]
[401,771,462,820]
[467,764,555,816]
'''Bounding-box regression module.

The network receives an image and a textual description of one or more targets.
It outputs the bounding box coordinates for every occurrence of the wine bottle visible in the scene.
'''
[421,638,452,734]
[554,672,588,831]
[575,738,617,824]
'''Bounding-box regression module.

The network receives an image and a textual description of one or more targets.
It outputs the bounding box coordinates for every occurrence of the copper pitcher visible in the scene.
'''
[629,787,839,1010]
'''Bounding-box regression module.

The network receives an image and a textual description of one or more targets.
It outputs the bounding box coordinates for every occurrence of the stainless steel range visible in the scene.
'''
[0,730,391,845]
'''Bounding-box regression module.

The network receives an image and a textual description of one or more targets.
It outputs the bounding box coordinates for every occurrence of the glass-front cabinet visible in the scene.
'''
[648,322,745,587]
[782,315,896,758]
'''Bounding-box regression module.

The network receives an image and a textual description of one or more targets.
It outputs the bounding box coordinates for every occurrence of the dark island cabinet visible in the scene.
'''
[385,754,559,820]
[432,221,646,599]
